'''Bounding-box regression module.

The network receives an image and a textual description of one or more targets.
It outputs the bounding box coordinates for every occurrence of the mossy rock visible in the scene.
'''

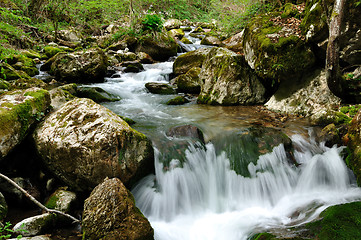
[174,67,201,94]
[173,48,211,75]
[281,3,300,19]
[0,88,51,160]
[181,37,192,44]
[119,116,136,125]
[21,49,41,59]
[76,86,120,103]
[346,109,361,185]
[305,202,361,240]
[45,188,77,213]
[1,63,30,81]
[243,12,315,89]
[12,77,47,89]
[44,46,65,59]
[166,96,190,105]
[168,29,185,40]
[0,79,10,90]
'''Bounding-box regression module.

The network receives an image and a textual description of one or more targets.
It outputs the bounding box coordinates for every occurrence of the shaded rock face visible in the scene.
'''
[82,178,154,240]
[33,98,154,191]
[0,192,7,221]
[301,0,361,66]
[0,88,50,160]
[197,47,267,105]
[173,48,212,76]
[49,47,108,83]
[134,33,178,61]
[265,69,341,123]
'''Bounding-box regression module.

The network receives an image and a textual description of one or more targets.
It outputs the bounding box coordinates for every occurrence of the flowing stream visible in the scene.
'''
[86,32,361,239]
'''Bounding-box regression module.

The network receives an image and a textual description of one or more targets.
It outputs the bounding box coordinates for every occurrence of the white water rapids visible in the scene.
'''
[83,33,361,239]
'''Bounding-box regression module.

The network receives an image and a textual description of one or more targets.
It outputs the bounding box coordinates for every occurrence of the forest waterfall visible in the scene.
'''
[132,135,361,240]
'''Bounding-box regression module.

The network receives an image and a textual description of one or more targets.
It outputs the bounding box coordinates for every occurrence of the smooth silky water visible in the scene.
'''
[86,33,361,240]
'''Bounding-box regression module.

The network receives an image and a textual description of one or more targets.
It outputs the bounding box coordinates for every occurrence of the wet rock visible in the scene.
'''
[316,124,342,147]
[200,36,222,46]
[49,47,108,83]
[11,55,39,77]
[265,69,341,123]
[197,47,267,105]
[145,82,176,95]
[13,213,56,237]
[0,192,7,221]
[163,19,182,30]
[43,45,67,59]
[33,98,154,191]
[115,49,137,62]
[172,67,201,94]
[45,188,77,213]
[166,96,190,105]
[76,86,120,103]
[0,88,50,161]
[166,125,205,143]
[121,61,144,73]
[82,177,154,240]
[173,48,211,76]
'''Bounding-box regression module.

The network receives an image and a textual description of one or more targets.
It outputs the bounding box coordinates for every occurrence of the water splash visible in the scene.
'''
[132,135,361,240]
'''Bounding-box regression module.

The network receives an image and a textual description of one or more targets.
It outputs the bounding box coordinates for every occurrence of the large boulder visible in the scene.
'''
[49,47,108,83]
[242,12,315,89]
[145,82,176,95]
[265,69,341,124]
[0,88,50,160]
[82,177,154,240]
[45,188,77,213]
[13,213,57,237]
[134,32,178,61]
[33,98,154,191]
[173,48,211,76]
[197,47,267,105]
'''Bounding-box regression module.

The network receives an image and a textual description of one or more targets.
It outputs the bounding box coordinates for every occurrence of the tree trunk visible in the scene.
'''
[325,0,346,98]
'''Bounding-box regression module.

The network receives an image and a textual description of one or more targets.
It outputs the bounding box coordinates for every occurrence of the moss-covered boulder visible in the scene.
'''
[11,78,47,89]
[122,61,144,73]
[45,188,77,213]
[0,88,50,160]
[243,12,315,89]
[0,62,31,81]
[265,69,341,124]
[11,55,39,77]
[197,47,267,105]
[345,109,361,185]
[33,98,154,191]
[82,177,154,240]
[76,86,119,103]
[172,67,201,94]
[49,47,108,83]
[173,48,212,76]
[134,32,178,61]
[166,96,190,105]
[168,28,185,40]
[0,192,7,221]
[43,45,67,59]
[145,82,176,95]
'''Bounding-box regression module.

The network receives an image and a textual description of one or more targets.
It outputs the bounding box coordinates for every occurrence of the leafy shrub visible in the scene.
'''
[142,14,163,32]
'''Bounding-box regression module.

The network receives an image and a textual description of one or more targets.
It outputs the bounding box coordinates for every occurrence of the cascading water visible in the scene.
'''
[86,30,361,239]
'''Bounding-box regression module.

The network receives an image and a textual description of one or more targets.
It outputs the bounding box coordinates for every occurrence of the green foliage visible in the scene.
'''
[0,222,27,239]
[142,13,163,32]
[340,105,361,118]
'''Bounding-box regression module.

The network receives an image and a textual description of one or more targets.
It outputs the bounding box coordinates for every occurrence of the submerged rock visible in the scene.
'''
[0,88,50,160]
[197,47,267,105]
[82,177,154,240]
[145,82,176,95]
[166,125,205,143]
[33,98,154,191]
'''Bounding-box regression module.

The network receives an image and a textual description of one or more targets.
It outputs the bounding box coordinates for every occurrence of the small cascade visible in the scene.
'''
[132,135,361,240]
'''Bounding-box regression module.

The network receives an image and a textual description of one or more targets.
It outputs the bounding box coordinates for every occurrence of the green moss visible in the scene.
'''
[44,46,64,59]
[306,202,361,240]
[166,96,190,105]
[0,80,10,90]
